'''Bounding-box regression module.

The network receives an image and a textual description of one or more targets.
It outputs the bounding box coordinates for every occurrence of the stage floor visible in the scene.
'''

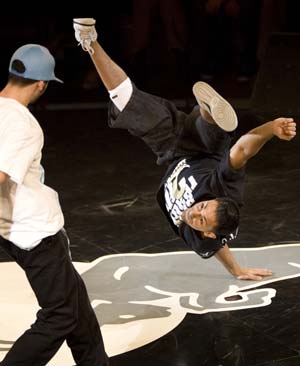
[1,99,300,366]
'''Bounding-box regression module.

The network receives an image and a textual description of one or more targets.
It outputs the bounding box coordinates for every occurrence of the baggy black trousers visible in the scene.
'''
[0,230,109,366]
[108,85,233,166]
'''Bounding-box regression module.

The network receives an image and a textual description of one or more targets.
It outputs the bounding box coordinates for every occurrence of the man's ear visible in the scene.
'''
[203,231,216,239]
[36,80,48,92]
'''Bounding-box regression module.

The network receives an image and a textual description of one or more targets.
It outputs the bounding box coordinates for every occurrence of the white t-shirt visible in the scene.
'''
[0,97,64,250]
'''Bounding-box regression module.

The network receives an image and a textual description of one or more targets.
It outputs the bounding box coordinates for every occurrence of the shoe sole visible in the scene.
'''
[192,81,238,132]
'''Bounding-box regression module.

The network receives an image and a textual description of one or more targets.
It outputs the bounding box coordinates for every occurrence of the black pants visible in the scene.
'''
[0,230,109,366]
[108,85,233,165]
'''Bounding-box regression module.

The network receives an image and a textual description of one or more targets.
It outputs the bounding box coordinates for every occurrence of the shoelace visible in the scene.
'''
[75,33,94,55]
[74,27,96,55]
[80,40,94,55]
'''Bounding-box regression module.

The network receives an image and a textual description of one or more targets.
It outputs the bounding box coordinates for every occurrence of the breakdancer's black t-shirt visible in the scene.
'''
[107,84,245,259]
[157,153,246,258]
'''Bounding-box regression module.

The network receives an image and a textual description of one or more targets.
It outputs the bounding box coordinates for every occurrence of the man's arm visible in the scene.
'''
[214,243,273,280]
[0,171,8,184]
[230,117,296,170]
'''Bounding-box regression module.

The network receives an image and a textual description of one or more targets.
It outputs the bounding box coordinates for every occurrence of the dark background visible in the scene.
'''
[1,5,300,365]
[0,1,299,103]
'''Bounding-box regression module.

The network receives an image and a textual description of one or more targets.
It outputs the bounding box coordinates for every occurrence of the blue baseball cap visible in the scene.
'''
[9,44,63,83]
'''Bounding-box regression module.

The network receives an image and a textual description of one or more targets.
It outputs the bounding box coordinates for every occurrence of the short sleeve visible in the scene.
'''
[216,152,246,205]
[218,152,245,182]
[0,112,42,184]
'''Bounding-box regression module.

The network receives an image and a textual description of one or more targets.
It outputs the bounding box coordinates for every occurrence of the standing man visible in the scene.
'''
[0,44,108,366]
[73,18,296,281]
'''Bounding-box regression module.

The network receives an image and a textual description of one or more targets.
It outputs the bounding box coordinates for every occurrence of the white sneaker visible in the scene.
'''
[73,18,97,54]
[192,81,238,132]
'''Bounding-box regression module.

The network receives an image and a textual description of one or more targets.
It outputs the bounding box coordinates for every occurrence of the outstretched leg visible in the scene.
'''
[73,18,240,164]
[179,105,234,160]
[73,18,191,165]
[74,18,127,93]
[176,83,239,160]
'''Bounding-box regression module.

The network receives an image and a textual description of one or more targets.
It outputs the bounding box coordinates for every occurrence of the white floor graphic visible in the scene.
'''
[1,244,300,365]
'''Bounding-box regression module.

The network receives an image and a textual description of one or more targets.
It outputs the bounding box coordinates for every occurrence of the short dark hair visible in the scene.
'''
[214,197,240,236]
[8,60,37,86]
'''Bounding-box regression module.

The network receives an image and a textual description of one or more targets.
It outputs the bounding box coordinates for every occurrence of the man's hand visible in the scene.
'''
[214,244,273,281]
[236,267,273,281]
[272,117,296,141]
[229,117,297,169]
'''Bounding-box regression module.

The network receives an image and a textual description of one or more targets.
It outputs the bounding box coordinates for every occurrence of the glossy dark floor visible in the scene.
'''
[1,83,300,365]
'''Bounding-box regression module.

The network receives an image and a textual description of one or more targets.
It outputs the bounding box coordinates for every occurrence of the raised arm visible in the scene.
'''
[230,117,296,170]
[214,243,273,280]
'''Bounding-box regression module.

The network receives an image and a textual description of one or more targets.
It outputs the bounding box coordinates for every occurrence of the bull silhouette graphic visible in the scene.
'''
[0,243,300,364]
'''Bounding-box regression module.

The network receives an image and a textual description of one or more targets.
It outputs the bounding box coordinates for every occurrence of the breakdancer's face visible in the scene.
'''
[181,199,218,238]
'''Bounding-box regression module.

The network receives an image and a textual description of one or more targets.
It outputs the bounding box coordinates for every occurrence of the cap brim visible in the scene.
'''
[52,76,64,83]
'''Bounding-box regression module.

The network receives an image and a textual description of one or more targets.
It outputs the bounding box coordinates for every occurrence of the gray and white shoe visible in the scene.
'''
[73,18,97,54]
[192,81,238,132]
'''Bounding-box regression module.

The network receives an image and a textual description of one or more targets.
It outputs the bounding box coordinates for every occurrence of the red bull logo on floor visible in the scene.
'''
[1,243,300,365]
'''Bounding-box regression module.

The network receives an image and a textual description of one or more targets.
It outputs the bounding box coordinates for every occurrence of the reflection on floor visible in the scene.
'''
[0,103,300,365]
